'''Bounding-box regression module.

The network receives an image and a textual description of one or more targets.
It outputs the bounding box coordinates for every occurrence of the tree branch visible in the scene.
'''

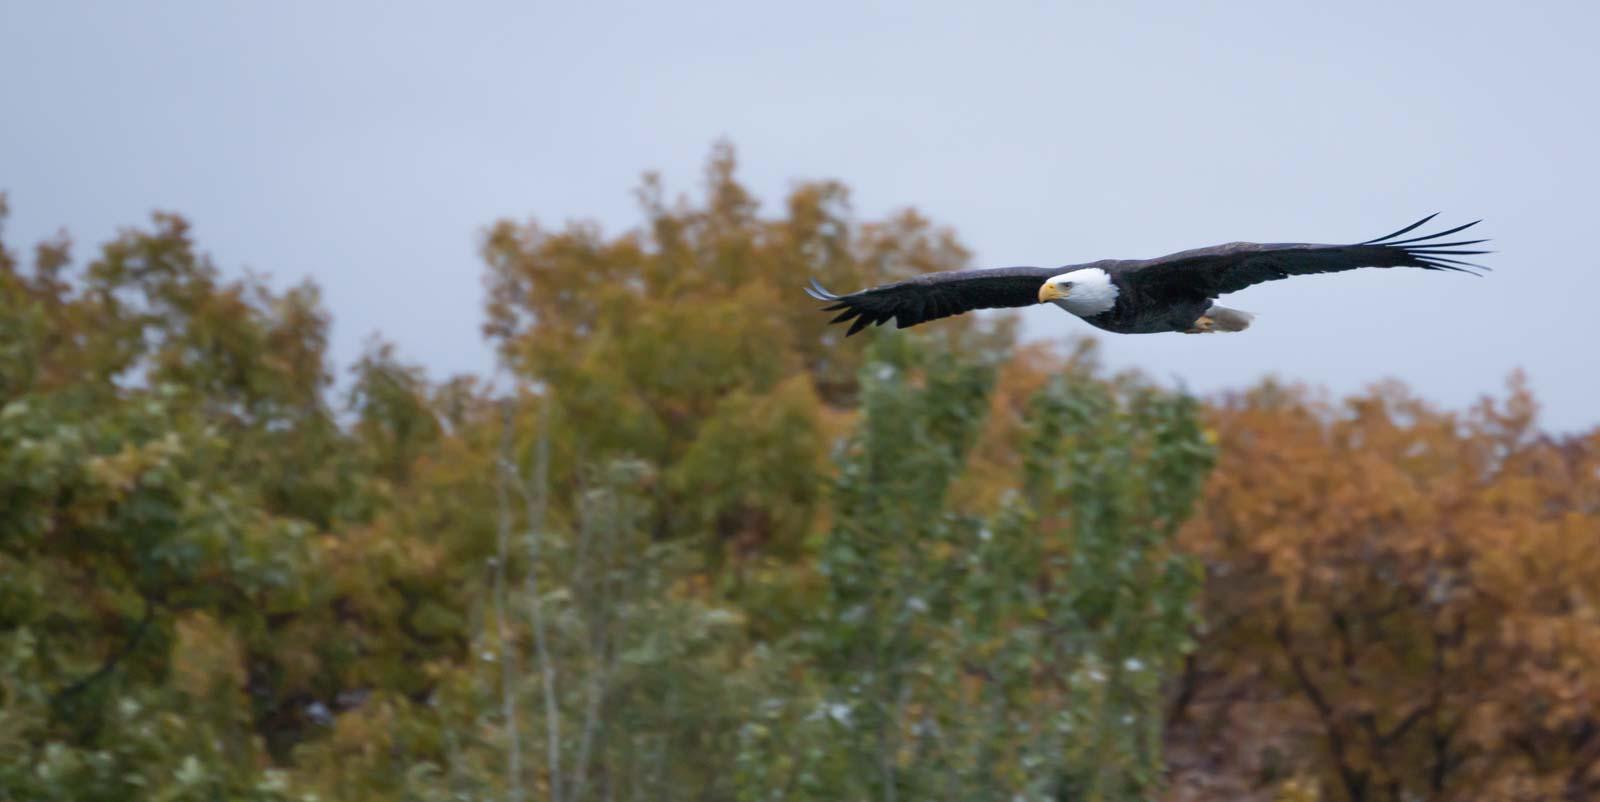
[567,469,617,802]
[1276,618,1368,802]
[51,595,158,712]
[511,392,565,802]
[496,400,525,802]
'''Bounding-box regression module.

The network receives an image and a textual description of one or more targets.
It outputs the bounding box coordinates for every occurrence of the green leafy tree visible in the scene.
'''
[736,334,1214,801]
[0,202,483,799]
[1,201,323,800]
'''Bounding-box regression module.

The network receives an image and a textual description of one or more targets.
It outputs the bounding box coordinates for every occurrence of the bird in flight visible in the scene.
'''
[806,215,1488,336]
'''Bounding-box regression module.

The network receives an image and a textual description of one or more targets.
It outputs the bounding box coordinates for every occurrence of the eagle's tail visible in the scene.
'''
[1207,306,1255,332]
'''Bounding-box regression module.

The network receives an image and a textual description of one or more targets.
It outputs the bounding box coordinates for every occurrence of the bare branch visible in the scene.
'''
[496,399,525,802]
[509,392,565,802]
[566,475,617,802]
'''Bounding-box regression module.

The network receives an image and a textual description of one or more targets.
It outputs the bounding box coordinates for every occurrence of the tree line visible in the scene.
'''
[3,146,1597,801]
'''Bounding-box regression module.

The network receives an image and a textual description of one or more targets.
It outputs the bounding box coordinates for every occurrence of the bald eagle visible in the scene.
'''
[806,214,1488,335]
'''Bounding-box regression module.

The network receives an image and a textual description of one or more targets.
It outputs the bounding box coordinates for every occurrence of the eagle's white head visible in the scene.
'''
[1038,267,1118,317]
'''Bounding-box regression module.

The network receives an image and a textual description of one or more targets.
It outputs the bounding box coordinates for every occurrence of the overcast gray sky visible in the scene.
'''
[3,1,1596,430]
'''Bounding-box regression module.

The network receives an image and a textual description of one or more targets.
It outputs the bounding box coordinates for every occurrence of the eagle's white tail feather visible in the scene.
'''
[1208,306,1254,332]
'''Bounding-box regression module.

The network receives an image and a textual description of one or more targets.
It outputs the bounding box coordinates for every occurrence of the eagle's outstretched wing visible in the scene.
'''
[806,267,1055,336]
[1123,214,1491,298]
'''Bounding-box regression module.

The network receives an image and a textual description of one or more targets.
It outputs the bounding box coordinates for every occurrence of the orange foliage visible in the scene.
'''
[1169,375,1600,802]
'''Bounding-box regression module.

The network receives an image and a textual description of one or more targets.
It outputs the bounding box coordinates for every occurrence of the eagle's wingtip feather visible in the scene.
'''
[1361,212,1440,245]
[1385,219,1483,247]
[806,278,843,301]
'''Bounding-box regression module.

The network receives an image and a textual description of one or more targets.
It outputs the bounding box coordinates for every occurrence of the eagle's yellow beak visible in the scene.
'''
[1039,282,1067,303]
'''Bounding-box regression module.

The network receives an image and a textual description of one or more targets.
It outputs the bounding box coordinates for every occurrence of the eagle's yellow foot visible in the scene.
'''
[1185,316,1216,334]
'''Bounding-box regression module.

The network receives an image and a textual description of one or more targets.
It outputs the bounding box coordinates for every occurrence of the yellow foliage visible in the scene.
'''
[171,612,246,701]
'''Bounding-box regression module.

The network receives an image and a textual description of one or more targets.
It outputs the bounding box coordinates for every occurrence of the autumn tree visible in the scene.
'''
[0,200,485,798]
[479,141,1015,590]
[1170,378,1600,802]
[428,145,1215,800]
[1,200,336,798]
[9,146,1598,802]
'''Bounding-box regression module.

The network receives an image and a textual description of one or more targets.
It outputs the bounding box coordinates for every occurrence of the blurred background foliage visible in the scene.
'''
[2,147,1597,801]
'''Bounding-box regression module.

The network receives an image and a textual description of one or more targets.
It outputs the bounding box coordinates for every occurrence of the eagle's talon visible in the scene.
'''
[1186,315,1216,334]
